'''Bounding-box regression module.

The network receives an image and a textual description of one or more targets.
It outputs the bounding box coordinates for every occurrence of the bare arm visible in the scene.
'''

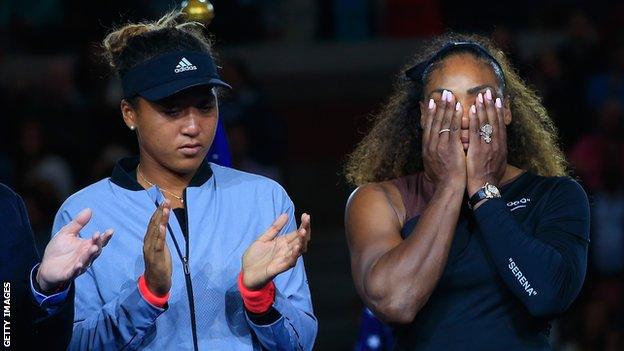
[346,90,467,323]
[345,181,463,323]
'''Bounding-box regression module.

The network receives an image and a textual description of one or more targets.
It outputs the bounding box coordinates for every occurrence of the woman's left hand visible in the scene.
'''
[466,89,508,197]
[37,208,114,293]
[242,213,311,290]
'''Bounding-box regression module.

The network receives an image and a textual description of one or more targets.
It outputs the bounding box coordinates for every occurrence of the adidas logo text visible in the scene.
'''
[174,57,197,73]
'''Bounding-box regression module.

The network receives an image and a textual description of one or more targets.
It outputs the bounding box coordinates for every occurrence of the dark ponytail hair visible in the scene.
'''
[101,10,216,79]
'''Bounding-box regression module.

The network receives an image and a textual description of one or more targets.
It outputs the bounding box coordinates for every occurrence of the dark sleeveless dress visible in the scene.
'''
[386,171,589,350]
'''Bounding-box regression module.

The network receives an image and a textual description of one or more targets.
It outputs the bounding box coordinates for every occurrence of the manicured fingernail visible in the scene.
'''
[470,105,476,114]
[485,89,492,101]
[428,98,435,109]
[495,97,502,108]
[442,90,448,101]
[477,93,483,104]
[455,101,461,111]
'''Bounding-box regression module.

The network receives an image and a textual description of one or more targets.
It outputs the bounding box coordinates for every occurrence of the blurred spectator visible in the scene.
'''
[569,98,624,192]
[586,42,624,113]
[16,119,74,201]
[19,182,61,254]
[559,282,624,351]
[591,184,624,277]
[528,11,599,147]
[557,9,599,81]
[8,118,73,252]
[219,57,287,182]
[566,96,624,350]
[491,25,522,69]
[89,143,131,183]
[530,48,576,147]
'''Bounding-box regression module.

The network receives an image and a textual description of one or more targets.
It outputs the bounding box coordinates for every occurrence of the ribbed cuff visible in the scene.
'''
[138,275,170,308]
[237,271,275,314]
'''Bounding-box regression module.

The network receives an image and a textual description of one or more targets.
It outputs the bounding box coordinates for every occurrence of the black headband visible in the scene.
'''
[121,51,231,101]
[405,41,505,88]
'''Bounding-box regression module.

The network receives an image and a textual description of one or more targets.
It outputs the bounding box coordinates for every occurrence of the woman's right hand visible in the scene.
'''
[421,90,466,190]
[143,199,172,296]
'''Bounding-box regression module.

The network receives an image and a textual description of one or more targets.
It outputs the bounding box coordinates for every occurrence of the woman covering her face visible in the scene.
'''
[53,11,317,350]
[345,34,589,350]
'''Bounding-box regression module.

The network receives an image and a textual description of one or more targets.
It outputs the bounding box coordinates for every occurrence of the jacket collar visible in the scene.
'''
[111,156,213,191]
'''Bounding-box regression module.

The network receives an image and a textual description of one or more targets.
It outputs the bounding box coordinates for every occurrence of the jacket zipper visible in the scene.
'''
[159,190,199,351]
[182,189,199,351]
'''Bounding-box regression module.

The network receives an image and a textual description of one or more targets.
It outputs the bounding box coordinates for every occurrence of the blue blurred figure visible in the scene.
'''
[207,118,232,167]
[354,308,394,351]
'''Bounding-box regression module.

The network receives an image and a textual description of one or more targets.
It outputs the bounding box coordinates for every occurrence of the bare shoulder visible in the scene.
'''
[349,179,403,204]
[346,180,406,238]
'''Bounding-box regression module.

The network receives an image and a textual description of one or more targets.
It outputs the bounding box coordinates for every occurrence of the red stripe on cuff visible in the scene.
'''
[138,275,170,308]
[237,271,275,314]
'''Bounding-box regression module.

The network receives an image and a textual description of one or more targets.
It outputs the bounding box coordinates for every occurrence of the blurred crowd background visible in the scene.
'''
[1,0,623,350]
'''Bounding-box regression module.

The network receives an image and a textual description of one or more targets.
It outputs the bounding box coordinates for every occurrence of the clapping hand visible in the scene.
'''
[241,213,311,290]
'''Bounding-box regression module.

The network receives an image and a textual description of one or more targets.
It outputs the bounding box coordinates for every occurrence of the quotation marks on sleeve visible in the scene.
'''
[508,258,538,296]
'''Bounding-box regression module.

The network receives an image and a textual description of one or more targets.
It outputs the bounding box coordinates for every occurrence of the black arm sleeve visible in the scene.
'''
[472,178,590,317]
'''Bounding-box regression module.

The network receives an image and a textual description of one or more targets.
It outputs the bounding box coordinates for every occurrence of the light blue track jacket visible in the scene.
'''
[52,157,317,350]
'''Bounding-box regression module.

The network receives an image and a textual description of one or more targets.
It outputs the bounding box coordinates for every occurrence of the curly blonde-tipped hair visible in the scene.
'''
[344,33,568,187]
[101,10,214,78]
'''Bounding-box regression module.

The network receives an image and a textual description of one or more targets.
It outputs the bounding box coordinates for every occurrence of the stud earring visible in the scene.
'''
[130,126,136,131]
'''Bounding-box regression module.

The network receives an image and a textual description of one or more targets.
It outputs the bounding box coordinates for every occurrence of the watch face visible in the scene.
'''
[485,184,501,197]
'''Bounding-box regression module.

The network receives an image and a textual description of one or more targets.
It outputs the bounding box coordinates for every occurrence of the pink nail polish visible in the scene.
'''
[429,98,435,109]
[455,101,461,111]
[477,93,483,104]
[470,105,476,114]
[485,89,492,100]
[495,98,502,108]
[442,90,448,101]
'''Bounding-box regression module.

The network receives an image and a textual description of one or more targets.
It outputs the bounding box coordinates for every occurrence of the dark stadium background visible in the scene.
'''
[1,1,622,349]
